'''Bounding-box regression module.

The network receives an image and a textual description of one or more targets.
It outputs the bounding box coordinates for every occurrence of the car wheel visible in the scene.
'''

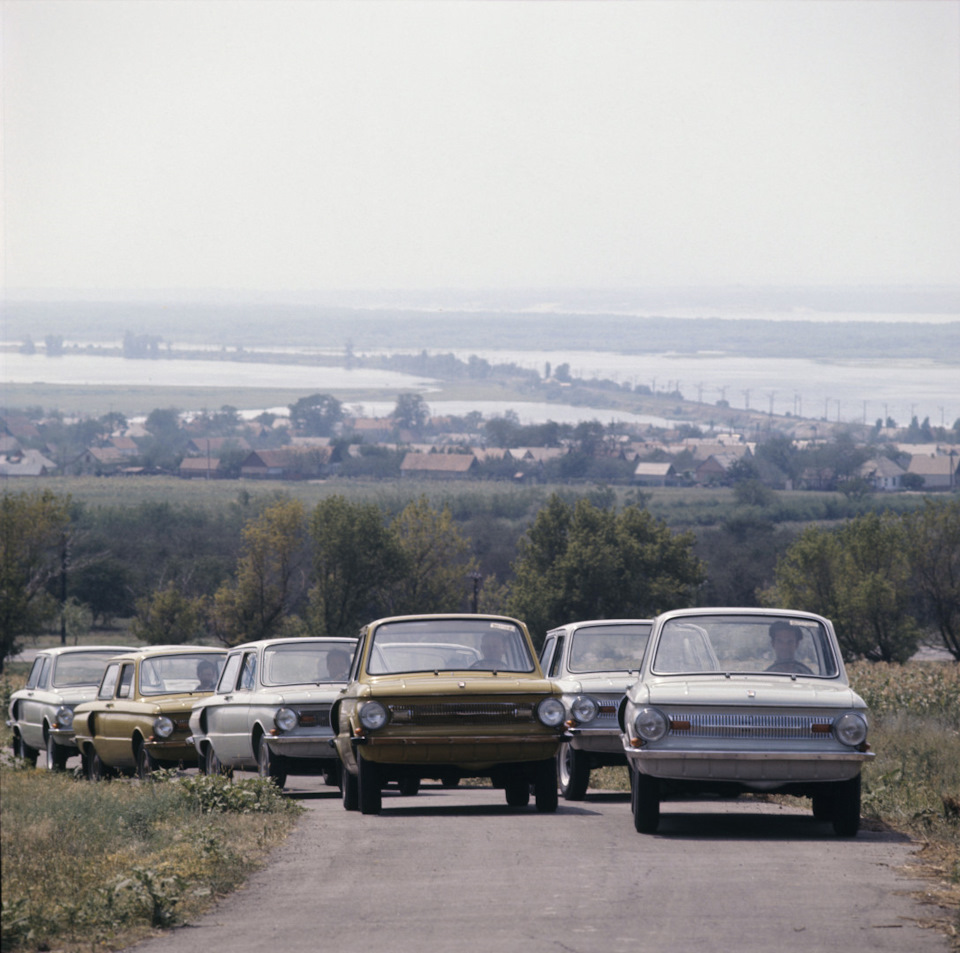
[831,774,861,837]
[397,775,420,796]
[357,751,382,815]
[136,745,159,780]
[322,762,341,787]
[504,774,530,808]
[257,736,287,790]
[632,768,660,834]
[13,733,39,766]
[557,742,590,800]
[534,758,559,813]
[342,766,359,811]
[205,743,231,778]
[440,773,460,789]
[87,750,105,782]
[46,733,69,771]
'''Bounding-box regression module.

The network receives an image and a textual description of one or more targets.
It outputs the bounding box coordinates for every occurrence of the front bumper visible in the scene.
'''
[266,734,339,760]
[354,732,562,767]
[565,726,623,754]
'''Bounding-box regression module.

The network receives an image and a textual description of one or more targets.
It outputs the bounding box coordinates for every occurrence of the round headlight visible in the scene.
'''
[55,706,74,729]
[633,707,668,743]
[275,707,298,732]
[358,700,389,731]
[570,695,599,724]
[537,697,565,728]
[833,711,868,747]
[153,716,174,738]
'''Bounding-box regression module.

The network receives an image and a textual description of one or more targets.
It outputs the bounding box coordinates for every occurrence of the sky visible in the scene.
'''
[2,0,959,296]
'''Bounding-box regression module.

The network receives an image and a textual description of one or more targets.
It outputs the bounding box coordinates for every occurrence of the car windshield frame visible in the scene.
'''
[567,623,651,674]
[650,614,840,678]
[260,640,357,686]
[52,651,124,688]
[138,653,226,696]
[366,619,535,675]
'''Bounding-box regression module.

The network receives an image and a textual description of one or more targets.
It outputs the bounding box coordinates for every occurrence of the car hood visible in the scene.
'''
[253,686,345,704]
[633,675,865,710]
[361,674,557,697]
[13,685,100,705]
[556,675,636,695]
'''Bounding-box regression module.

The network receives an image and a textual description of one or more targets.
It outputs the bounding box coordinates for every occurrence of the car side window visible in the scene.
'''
[37,657,52,690]
[549,636,565,678]
[238,652,257,692]
[25,657,44,690]
[217,653,242,693]
[98,664,120,700]
[117,664,134,699]
[539,636,556,672]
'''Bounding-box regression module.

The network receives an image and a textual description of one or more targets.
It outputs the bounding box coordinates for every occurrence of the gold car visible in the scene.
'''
[73,646,227,780]
[332,614,567,814]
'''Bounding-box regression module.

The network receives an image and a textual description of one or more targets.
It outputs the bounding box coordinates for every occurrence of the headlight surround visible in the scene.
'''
[570,695,599,724]
[54,706,74,729]
[833,711,868,747]
[153,716,174,738]
[537,697,565,728]
[358,700,389,731]
[633,707,668,743]
[275,707,298,732]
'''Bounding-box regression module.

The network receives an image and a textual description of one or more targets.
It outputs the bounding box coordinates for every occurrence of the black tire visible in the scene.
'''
[342,765,359,811]
[811,790,834,822]
[557,742,590,800]
[357,751,382,815]
[87,749,105,782]
[205,743,231,778]
[136,744,159,780]
[440,774,460,789]
[504,774,530,808]
[398,775,421,796]
[257,736,287,789]
[632,768,660,833]
[831,774,861,837]
[46,733,68,771]
[322,761,342,787]
[535,758,559,813]
[13,733,39,766]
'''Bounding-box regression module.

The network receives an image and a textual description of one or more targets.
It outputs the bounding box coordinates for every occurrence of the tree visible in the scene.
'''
[307,496,405,638]
[70,559,136,626]
[385,497,478,615]
[391,393,429,433]
[208,498,308,646]
[0,491,72,672]
[132,583,207,645]
[289,393,343,437]
[506,495,703,646]
[904,498,960,660]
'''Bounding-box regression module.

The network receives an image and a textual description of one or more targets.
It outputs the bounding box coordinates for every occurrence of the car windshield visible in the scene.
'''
[52,651,122,688]
[651,615,839,678]
[261,641,356,685]
[367,619,535,675]
[568,623,651,674]
[139,654,225,695]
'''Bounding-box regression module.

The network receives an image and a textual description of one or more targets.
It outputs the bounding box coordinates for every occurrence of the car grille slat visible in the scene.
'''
[388,702,536,725]
[670,713,832,739]
[296,707,331,728]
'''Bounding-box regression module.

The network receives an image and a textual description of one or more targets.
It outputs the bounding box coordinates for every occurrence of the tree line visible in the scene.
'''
[1,488,957,672]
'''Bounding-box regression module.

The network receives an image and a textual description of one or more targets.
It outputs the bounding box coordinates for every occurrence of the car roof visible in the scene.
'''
[546,619,653,635]
[31,645,136,658]
[225,636,358,652]
[105,645,228,662]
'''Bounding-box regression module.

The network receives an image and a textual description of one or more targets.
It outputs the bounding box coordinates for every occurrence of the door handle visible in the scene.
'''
[223,695,233,701]
[105,703,114,709]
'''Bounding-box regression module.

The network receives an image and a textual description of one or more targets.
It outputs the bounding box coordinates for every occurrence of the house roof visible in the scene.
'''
[634,462,674,477]
[400,452,476,473]
[908,454,958,476]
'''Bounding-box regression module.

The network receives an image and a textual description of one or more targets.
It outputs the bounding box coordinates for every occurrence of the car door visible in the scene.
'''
[18,655,51,749]
[200,652,243,761]
[211,650,258,764]
[93,662,136,767]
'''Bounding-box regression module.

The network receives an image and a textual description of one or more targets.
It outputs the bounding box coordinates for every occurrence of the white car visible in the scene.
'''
[539,620,651,799]
[620,608,874,836]
[7,645,133,769]
[188,637,357,788]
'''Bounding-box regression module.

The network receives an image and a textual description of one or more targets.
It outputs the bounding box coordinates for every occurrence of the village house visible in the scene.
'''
[907,452,959,491]
[239,447,334,480]
[856,456,906,492]
[0,449,56,478]
[399,451,478,480]
[633,461,675,487]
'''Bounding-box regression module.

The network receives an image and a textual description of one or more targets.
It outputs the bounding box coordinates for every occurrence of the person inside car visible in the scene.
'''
[765,621,814,675]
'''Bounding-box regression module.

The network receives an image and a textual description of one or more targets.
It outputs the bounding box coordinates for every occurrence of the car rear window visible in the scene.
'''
[53,651,124,688]
[568,624,651,674]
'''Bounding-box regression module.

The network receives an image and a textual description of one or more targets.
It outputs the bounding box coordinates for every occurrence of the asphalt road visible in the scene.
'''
[127,774,949,953]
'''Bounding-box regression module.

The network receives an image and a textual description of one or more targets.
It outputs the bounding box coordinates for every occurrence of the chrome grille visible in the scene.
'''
[669,713,832,740]
[296,707,331,728]
[387,702,537,725]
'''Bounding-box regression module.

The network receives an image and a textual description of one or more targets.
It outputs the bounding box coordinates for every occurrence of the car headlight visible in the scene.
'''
[570,695,599,724]
[833,711,868,747]
[537,697,565,728]
[358,701,389,731]
[275,707,298,732]
[633,707,668,743]
[153,716,175,738]
[54,706,74,729]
